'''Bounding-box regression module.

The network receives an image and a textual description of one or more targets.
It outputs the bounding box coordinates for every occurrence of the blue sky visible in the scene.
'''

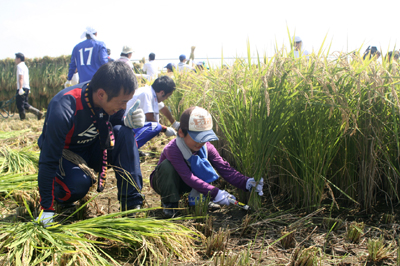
[1,0,399,64]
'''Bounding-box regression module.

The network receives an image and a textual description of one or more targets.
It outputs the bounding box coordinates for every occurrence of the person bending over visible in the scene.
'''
[37,61,146,226]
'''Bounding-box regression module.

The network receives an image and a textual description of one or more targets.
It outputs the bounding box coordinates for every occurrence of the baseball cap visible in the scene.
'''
[122,45,134,54]
[15,53,25,60]
[295,36,302,43]
[165,63,176,71]
[179,54,186,61]
[180,106,219,143]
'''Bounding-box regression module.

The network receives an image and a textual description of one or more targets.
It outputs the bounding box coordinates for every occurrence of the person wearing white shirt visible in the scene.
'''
[15,53,43,120]
[293,36,310,58]
[124,76,180,148]
[142,53,158,80]
[177,54,193,72]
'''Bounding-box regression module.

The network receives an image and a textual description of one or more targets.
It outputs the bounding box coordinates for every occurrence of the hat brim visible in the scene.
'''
[188,130,219,143]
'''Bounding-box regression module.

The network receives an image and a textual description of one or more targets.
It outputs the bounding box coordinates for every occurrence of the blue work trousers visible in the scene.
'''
[133,122,162,149]
[54,125,143,210]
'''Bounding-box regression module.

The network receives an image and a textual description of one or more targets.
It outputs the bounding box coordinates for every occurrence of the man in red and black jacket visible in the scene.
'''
[37,61,145,226]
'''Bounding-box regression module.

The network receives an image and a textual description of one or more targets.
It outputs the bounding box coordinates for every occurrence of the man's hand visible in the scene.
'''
[213,190,236,206]
[124,100,145,129]
[171,121,180,131]
[18,88,24,95]
[246,177,264,196]
[64,80,72,88]
[35,211,55,228]
[165,127,177,137]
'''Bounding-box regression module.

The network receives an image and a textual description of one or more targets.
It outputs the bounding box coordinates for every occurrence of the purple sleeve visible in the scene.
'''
[162,140,220,200]
[206,142,249,191]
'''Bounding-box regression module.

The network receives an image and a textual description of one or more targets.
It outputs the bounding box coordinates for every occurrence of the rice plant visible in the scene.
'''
[289,246,321,266]
[281,227,296,249]
[346,222,365,244]
[0,146,39,174]
[213,250,251,266]
[0,205,200,265]
[322,217,345,232]
[205,228,230,257]
[0,173,38,193]
[367,236,393,263]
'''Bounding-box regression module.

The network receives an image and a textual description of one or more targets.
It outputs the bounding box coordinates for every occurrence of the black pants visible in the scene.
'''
[16,88,32,113]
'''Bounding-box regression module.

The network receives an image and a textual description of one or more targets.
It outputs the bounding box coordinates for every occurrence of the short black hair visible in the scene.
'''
[120,53,130,57]
[149,53,155,60]
[151,76,176,94]
[15,53,25,61]
[180,127,189,136]
[107,49,111,55]
[89,61,137,101]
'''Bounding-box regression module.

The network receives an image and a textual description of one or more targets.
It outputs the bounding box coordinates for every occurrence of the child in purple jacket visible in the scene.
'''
[150,106,264,217]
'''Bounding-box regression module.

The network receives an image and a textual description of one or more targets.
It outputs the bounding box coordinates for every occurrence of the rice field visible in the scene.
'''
[2,43,400,264]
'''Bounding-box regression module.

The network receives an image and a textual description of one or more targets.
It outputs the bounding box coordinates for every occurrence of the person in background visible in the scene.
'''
[65,26,108,87]
[177,54,193,72]
[150,106,264,218]
[107,49,114,62]
[142,52,158,80]
[363,46,380,60]
[385,50,399,62]
[165,63,176,74]
[14,52,43,120]
[116,46,150,80]
[124,76,180,149]
[293,36,310,58]
[116,46,134,68]
[36,62,146,227]
[195,61,205,72]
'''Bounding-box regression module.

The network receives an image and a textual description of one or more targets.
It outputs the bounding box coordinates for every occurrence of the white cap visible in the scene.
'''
[81,26,97,39]
[122,45,134,54]
[295,36,302,43]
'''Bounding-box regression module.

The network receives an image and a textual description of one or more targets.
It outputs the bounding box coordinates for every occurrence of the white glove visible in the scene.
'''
[213,190,236,206]
[35,211,54,227]
[18,88,24,95]
[171,121,180,131]
[64,80,72,88]
[165,127,177,137]
[246,177,264,196]
[124,100,145,129]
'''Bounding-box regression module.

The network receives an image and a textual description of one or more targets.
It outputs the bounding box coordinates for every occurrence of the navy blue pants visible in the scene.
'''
[133,122,162,149]
[54,125,143,210]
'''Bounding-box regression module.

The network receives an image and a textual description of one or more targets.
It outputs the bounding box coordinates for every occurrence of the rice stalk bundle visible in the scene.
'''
[0,208,200,265]
[0,146,39,174]
[0,173,38,193]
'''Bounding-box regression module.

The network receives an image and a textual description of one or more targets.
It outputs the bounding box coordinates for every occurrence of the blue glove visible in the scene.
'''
[246,177,264,196]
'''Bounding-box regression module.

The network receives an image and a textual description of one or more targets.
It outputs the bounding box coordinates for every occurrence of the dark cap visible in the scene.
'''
[165,63,176,71]
[15,53,25,61]
[180,106,219,143]
[179,54,186,61]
